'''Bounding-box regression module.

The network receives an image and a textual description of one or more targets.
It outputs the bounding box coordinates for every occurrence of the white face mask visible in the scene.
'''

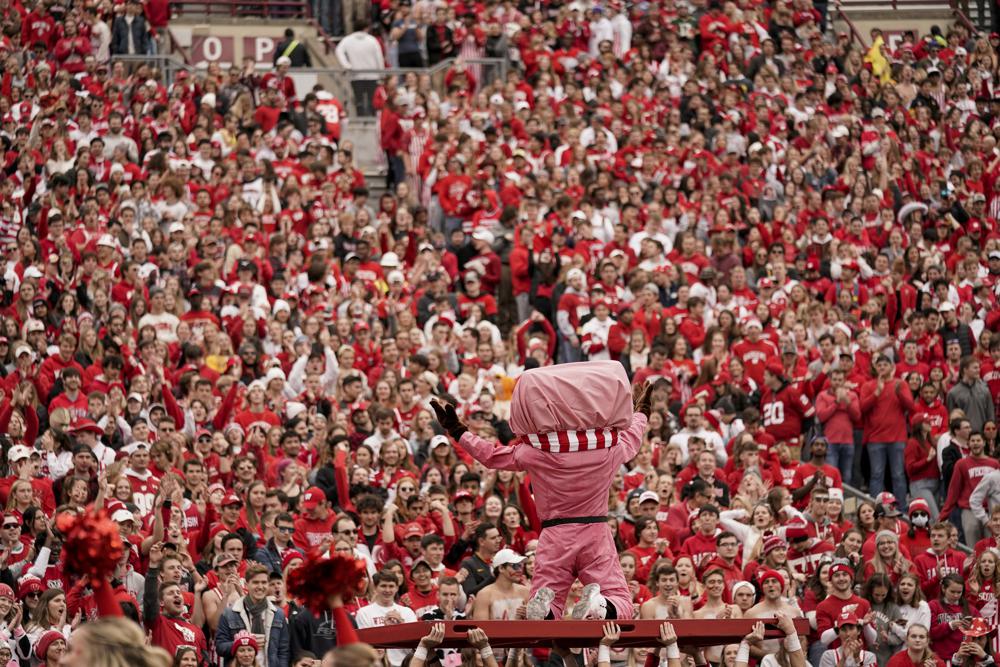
[912,514,929,528]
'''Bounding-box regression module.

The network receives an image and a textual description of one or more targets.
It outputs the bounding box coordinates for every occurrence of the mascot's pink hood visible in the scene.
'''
[508,361,633,436]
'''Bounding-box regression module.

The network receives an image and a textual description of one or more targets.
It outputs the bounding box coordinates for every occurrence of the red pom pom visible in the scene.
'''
[286,550,368,615]
[56,509,124,581]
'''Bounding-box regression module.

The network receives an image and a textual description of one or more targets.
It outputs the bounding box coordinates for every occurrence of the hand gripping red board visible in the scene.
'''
[358,618,811,649]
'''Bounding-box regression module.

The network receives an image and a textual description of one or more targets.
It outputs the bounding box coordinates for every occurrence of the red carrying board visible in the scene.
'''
[358,618,811,649]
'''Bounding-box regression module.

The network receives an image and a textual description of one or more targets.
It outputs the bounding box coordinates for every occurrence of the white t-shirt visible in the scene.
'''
[355,602,418,666]
[138,311,180,343]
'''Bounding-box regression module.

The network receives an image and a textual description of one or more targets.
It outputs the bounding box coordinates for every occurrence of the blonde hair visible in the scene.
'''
[328,643,381,667]
[72,617,172,667]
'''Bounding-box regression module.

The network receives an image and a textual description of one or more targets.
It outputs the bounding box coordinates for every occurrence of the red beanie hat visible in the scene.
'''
[17,576,43,600]
[282,550,305,572]
[232,630,259,656]
[35,630,64,660]
[759,568,785,588]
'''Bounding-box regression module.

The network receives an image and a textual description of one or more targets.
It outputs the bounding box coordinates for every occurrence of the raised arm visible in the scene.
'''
[616,383,653,463]
[433,399,522,471]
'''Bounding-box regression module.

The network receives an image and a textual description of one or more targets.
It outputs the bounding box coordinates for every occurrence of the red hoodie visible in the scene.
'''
[904,437,940,483]
[929,599,976,658]
[679,531,720,571]
[914,548,966,598]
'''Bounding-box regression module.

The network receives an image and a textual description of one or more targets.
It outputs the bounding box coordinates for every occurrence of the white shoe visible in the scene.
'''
[526,587,555,620]
[571,583,608,620]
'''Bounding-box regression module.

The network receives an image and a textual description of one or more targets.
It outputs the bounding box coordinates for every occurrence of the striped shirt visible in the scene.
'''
[520,427,620,453]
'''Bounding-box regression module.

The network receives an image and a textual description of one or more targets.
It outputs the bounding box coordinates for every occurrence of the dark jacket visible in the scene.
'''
[110,14,150,55]
[273,38,312,67]
[425,23,453,64]
[289,604,338,658]
[252,538,304,574]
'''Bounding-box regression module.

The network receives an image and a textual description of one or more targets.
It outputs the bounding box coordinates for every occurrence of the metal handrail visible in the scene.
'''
[949,1,979,33]
[167,0,311,18]
[834,7,868,50]
[107,54,509,117]
[109,54,196,88]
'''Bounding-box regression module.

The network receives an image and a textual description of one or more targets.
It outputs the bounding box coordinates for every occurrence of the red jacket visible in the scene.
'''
[904,437,939,483]
[859,378,914,443]
[380,107,408,154]
[815,388,861,444]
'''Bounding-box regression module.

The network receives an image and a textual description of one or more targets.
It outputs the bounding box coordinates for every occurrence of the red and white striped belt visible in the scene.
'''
[519,428,619,453]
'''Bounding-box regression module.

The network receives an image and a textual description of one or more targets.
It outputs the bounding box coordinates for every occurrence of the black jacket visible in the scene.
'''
[425,23,453,64]
[274,38,312,67]
[110,14,150,55]
[289,604,340,658]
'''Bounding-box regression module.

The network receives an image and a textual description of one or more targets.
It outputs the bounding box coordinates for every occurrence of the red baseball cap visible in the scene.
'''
[402,523,425,540]
[836,612,861,629]
[302,486,326,510]
[221,493,243,508]
[453,490,475,504]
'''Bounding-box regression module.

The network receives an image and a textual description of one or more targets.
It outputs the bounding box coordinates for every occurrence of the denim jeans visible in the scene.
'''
[963,509,985,547]
[826,443,854,487]
[386,153,406,190]
[558,334,582,364]
[909,478,940,518]
[867,441,907,508]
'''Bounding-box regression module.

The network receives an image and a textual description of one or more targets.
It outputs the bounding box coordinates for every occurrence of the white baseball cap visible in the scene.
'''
[638,490,659,505]
[7,445,33,462]
[111,509,135,524]
[492,548,526,569]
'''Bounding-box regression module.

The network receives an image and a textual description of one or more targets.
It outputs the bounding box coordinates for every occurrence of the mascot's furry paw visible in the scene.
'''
[431,399,468,440]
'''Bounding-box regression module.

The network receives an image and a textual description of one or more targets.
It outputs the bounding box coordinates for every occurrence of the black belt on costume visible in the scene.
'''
[540,515,607,529]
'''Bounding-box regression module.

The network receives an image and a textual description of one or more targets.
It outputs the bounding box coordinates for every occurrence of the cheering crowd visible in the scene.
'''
[3,0,1000,663]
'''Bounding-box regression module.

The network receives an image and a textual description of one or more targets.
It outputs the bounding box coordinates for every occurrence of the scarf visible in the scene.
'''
[244,596,267,635]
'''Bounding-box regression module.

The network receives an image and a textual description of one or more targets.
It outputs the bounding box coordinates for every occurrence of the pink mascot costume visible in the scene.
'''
[433,360,650,620]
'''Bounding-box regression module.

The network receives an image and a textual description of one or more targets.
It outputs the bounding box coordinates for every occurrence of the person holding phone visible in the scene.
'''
[929,574,979,658]
[951,618,993,667]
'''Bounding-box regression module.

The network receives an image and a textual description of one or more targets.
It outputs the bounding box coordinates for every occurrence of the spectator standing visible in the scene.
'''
[273,28,312,67]
[334,24,384,116]
[109,0,150,55]
[355,571,418,666]
[390,6,424,68]
[860,355,914,507]
[380,96,408,190]
[938,431,999,546]
[905,413,941,519]
[815,369,861,485]
[947,356,995,433]
[424,7,453,65]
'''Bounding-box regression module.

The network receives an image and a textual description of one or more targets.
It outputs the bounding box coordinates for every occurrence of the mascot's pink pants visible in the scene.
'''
[532,521,633,619]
